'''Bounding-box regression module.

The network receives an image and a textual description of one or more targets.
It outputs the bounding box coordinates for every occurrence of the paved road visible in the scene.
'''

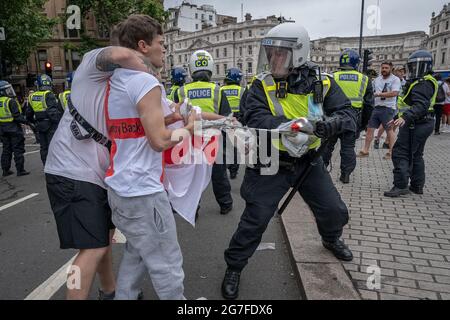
[0,135,301,300]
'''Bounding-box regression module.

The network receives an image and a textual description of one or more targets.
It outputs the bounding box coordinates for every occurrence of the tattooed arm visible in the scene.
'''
[95,46,154,73]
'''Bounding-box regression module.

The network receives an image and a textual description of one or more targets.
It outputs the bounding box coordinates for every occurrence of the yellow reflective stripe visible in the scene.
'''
[260,74,286,116]
[0,97,13,122]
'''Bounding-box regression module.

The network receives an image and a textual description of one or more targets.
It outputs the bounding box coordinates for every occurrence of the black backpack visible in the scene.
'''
[436,82,446,104]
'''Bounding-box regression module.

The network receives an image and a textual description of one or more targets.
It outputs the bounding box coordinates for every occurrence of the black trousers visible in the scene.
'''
[38,125,57,165]
[392,119,434,189]
[224,157,349,271]
[322,130,357,175]
[1,130,25,172]
[212,163,233,208]
[434,104,443,133]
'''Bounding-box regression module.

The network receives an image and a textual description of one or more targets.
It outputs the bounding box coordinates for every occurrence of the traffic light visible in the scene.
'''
[362,49,374,74]
[45,61,52,78]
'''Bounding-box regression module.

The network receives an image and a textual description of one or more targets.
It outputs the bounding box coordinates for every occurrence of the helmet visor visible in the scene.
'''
[1,85,16,98]
[257,39,294,78]
[407,60,431,79]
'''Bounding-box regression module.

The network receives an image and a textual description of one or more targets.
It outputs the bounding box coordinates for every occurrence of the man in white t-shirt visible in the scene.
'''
[104,15,195,300]
[44,26,161,299]
[358,61,401,159]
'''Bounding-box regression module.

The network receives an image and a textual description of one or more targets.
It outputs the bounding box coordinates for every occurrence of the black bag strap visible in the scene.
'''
[68,97,111,152]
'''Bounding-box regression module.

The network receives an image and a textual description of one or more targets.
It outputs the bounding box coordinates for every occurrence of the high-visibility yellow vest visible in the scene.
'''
[29,90,51,113]
[59,90,71,110]
[179,81,220,114]
[219,84,243,113]
[397,75,438,116]
[333,70,369,109]
[167,85,180,102]
[0,97,13,123]
[258,72,331,152]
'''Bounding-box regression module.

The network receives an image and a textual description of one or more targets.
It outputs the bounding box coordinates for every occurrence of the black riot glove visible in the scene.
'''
[314,116,343,139]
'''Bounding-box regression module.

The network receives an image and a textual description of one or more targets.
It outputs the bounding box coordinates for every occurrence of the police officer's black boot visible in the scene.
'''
[339,172,350,184]
[221,268,241,300]
[16,165,30,177]
[384,186,410,197]
[2,169,14,177]
[322,239,353,261]
[409,185,424,195]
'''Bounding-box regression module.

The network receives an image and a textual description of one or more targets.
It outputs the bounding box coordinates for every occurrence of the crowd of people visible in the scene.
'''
[0,13,445,300]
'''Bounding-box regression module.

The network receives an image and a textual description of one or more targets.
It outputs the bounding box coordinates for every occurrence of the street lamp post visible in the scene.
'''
[359,0,365,59]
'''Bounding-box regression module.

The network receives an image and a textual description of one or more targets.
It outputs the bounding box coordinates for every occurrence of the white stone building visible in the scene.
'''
[428,3,450,70]
[166,2,217,33]
[310,31,428,75]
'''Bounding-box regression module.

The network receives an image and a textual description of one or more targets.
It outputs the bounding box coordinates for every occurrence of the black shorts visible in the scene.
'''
[46,173,115,249]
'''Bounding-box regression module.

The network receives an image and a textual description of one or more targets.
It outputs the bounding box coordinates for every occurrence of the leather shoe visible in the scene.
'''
[322,239,353,261]
[2,170,14,177]
[384,186,410,197]
[17,170,30,177]
[221,269,241,300]
[220,204,233,215]
[339,172,350,184]
[409,185,423,195]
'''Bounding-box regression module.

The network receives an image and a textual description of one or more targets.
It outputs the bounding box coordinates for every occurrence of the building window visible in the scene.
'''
[216,65,220,75]
[64,26,80,38]
[442,51,446,65]
[436,40,438,47]
[38,50,48,72]
[195,13,198,19]
[209,15,213,21]
[201,14,204,20]
[239,31,243,38]
[224,33,227,40]
[239,47,243,56]
[431,42,433,49]
[207,36,210,41]
[437,24,440,33]
[447,21,449,30]
[185,54,188,62]
[178,55,182,63]
[238,62,243,71]
[216,35,219,42]
[248,45,252,55]
[216,49,219,58]
[248,29,252,37]
[224,47,227,57]
[247,62,253,74]
[260,29,265,36]
[434,53,436,62]
[224,64,228,74]
[432,26,435,34]
[195,24,199,30]
[445,38,447,45]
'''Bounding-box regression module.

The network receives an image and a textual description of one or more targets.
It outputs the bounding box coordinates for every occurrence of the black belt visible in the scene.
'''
[68,97,111,151]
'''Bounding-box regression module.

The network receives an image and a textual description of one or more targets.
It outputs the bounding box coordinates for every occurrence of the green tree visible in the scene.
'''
[68,0,168,54]
[0,0,56,66]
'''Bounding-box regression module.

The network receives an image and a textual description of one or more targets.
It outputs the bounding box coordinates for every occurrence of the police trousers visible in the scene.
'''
[322,130,357,175]
[224,156,349,271]
[0,129,25,171]
[392,118,434,189]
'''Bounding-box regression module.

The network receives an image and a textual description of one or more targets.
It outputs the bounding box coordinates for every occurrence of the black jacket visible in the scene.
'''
[26,91,63,131]
[0,99,27,133]
[402,79,436,125]
[361,79,375,130]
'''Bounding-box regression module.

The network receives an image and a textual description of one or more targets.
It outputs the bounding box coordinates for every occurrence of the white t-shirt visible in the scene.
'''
[104,69,165,197]
[45,48,112,188]
[443,82,450,104]
[373,74,401,109]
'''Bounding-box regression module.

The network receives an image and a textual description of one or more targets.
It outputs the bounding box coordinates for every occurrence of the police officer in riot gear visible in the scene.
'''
[167,67,187,102]
[221,22,357,300]
[26,74,64,165]
[220,68,244,179]
[59,72,73,110]
[178,50,234,214]
[0,80,30,176]
[384,50,438,197]
[322,49,374,183]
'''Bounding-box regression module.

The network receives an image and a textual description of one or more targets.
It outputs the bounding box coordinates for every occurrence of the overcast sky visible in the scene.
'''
[164,0,448,40]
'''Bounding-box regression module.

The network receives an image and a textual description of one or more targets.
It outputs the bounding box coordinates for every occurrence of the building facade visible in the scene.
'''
[166,2,217,33]
[163,14,279,84]
[310,31,428,74]
[429,3,450,70]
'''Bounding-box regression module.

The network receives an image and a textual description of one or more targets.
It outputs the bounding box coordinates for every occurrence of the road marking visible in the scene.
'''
[25,229,126,300]
[24,150,40,156]
[0,193,39,212]
[25,255,77,300]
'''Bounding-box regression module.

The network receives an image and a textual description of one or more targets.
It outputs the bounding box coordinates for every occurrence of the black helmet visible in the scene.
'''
[406,50,433,80]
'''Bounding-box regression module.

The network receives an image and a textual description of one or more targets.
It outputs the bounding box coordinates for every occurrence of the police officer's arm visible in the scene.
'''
[361,80,375,130]
[401,80,435,124]
[25,101,35,124]
[236,88,248,124]
[322,77,358,132]
[219,90,232,116]
[173,88,180,103]
[243,80,288,129]
[45,92,64,122]
[9,100,27,124]
[95,47,153,73]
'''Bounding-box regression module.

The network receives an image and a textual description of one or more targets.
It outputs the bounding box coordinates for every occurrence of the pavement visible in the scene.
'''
[283,130,450,300]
